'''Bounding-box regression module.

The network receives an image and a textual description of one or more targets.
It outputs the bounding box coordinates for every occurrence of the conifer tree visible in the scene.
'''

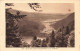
[33,35,37,40]
[49,30,55,47]
[66,26,70,34]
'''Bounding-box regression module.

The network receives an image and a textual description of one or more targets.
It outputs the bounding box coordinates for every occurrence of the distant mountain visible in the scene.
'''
[51,13,74,30]
[8,8,69,21]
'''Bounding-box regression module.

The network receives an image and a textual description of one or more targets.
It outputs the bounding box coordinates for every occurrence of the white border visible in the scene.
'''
[0,0,80,51]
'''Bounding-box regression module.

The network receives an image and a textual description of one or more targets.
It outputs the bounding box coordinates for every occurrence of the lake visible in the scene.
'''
[22,36,46,44]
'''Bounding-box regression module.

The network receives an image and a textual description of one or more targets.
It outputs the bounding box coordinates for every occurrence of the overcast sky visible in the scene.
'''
[8,3,74,13]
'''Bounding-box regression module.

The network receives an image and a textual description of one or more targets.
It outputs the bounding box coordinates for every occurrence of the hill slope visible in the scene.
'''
[51,13,74,30]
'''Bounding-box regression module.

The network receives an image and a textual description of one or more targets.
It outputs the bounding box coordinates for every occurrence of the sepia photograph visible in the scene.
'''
[6,3,75,47]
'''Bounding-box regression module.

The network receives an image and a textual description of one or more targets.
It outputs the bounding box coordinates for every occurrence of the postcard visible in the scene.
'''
[0,0,80,51]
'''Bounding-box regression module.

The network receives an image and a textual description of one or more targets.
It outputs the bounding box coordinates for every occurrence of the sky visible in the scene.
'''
[7,3,74,13]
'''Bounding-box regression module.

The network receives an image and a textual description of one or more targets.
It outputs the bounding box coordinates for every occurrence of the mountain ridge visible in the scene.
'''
[51,13,74,30]
[8,8,70,21]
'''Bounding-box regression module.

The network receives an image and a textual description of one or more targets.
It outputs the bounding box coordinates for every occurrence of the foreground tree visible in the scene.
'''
[6,4,27,47]
[49,30,55,47]
[28,3,42,12]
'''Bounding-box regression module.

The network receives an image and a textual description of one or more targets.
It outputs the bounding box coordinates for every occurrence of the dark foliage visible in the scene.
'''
[6,8,26,47]
[6,3,14,6]
[49,30,55,47]
[28,3,42,12]
[33,36,37,40]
